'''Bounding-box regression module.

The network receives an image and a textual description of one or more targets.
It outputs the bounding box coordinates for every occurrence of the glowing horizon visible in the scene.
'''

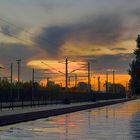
[29,59,130,91]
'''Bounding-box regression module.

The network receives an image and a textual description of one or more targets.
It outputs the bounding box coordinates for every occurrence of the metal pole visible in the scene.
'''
[93,76,96,91]
[16,59,21,83]
[10,63,13,109]
[113,70,115,94]
[32,68,35,84]
[10,63,13,84]
[75,74,77,88]
[66,58,68,91]
[16,59,21,101]
[106,71,108,93]
[32,68,35,105]
[88,62,91,92]
[98,76,100,93]
[47,77,49,87]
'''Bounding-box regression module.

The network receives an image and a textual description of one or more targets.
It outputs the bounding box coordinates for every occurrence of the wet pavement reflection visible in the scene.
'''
[0,99,140,140]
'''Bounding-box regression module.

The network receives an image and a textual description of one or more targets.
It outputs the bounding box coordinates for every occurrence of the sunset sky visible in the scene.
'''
[0,0,139,88]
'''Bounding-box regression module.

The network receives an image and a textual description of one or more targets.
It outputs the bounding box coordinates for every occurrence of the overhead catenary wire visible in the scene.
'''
[0,17,59,50]
[41,61,65,75]
[0,30,32,45]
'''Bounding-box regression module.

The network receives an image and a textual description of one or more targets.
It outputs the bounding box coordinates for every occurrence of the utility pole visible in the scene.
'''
[46,77,50,87]
[88,62,91,92]
[113,70,115,94]
[16,59,21,100]
[65,58,68,91]
[106,71,108,93]
[93,76,96,91]
[31,68,35,106]
[97,76,100,93]
[32,68,35,83]
[16,59,21,82]
[10,63,13,109]
[10,63,13,84]
[75,74,77,88]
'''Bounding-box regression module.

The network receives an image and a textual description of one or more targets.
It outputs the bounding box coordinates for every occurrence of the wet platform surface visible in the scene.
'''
[0,99,140,140]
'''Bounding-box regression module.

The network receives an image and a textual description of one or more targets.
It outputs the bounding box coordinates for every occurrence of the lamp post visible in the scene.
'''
[88,62,91,93]
[65,58,68,91]
[31,68,35,106]
[10,63,13,109]
[16,59,21,101]
[93,76,96,91]
[106,71,108,93]
[87,60,96,93]
[97,76,100,93]
[75,74,77,88]
[112,70,115,94]
[16,59,21,83]
[107,69,117,94]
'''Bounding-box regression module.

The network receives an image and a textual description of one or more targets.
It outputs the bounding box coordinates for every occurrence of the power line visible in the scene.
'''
[0,28,48,55]
[0,17,59,49]
[41,61,65,75]
[0,29,32,45]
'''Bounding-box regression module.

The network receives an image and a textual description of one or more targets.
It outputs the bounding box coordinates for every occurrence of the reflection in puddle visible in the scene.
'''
[131,112,140,139]
[28,127,64,133]
[0,100,140,139]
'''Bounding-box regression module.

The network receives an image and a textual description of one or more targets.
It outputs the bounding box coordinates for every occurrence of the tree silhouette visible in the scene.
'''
[129,35,140,94]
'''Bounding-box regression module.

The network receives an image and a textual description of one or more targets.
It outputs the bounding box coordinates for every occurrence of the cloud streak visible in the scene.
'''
[111,48,128,51]
[0,23,21,37]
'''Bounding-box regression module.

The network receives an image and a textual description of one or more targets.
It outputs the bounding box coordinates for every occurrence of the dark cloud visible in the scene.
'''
[94,54,133,72]
[111,48,128,51]
[0,43,39,64]
[131,7,140,16]
[72,53,134,73]
[73,14,123,45]
[33,26,69,58]
[34,14,123,58]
